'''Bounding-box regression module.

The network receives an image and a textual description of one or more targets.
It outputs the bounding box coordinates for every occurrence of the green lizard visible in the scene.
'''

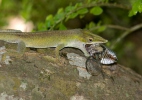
[0,29,107,59]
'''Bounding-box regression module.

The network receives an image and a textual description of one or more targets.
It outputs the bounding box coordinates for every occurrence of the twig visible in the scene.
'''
[111,23,142,49]
[90,24,129,31]
[107,25,129,31]
[84,3,131,10]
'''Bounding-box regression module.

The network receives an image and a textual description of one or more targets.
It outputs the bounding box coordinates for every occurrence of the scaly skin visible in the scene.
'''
[0,29,108,57]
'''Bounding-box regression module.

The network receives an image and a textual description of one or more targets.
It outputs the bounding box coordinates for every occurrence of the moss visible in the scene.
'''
[52,77,77,97]
[31,86,44,100]
[0,51,141,99]
[12,77,21,91]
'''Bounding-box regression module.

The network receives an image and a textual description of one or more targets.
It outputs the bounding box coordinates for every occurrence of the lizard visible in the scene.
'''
[0,29,108,61]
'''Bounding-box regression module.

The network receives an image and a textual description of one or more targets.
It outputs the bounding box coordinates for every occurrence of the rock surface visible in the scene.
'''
[0,49,142,100]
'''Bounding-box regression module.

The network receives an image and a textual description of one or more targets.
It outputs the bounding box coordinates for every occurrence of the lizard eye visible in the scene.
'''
[89,38,93,42]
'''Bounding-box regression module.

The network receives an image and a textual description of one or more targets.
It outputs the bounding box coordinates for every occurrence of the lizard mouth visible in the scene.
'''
[84,42,99,47]
[90,40,108,44]
[85,40,108,45]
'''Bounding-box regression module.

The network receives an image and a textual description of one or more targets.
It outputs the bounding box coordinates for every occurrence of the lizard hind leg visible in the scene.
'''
[17,41,26,54]
[1,41,26,63]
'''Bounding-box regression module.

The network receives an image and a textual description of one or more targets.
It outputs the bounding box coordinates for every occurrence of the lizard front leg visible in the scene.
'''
[55,44,65,58]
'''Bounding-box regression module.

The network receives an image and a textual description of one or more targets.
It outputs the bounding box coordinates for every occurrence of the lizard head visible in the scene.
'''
[79,29,108,44]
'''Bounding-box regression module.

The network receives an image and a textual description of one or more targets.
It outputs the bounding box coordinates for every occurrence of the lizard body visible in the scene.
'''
[0,29,107,57]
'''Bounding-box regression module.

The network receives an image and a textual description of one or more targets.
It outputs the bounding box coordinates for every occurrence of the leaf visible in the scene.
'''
[75,2,83,7]
[77,8,88,14]
[21,0,33,20]
[129,0,142,17]
[90,6,103,15]
[70,13,78,18]
[54,12,65,21]
[46,21,51,28]
[59,23,67,30]
[138,3,142,12]
[57,8,64,14]
[89,22,96,28]
[37,22,46,31]
[97,26,106,32]
[67,13,78,20]
[46,14,53,21]
[65,6,75,12]
[45,15,54,28]
[66,10,79,21]
[128,10,137,17]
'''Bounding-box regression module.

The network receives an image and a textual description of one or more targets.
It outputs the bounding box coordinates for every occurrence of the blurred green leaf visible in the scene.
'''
[37,22,46,31]
[89,22,96,28]
[77,8,88,14]
[90,6,103,15]
[46,14,53,21]
[59,23,67,30]
[65,6,76,12]
[57,8,64,14]
[129,0,142,16]
[54,12,65,21]
[66,13,78,20]
[46,21,52,28]
[75,2,83,7]
[21,0,33,20]
[45,15,54,28]
[97,26,106,32]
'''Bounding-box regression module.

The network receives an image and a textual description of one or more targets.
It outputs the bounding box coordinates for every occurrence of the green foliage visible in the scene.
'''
[20,0,33,20]
[40,0,108,30]
[59,23,67,30]
[77,8,88,15]
[129,0,142,16]
[86,21,106,32]
[0,0,22,26]
[90,6,103,15]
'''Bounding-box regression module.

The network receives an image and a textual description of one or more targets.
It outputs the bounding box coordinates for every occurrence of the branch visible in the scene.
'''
[84,3,131,10]
[90,24,129,31]
[111,23,142,49]
[107,25,129,31]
